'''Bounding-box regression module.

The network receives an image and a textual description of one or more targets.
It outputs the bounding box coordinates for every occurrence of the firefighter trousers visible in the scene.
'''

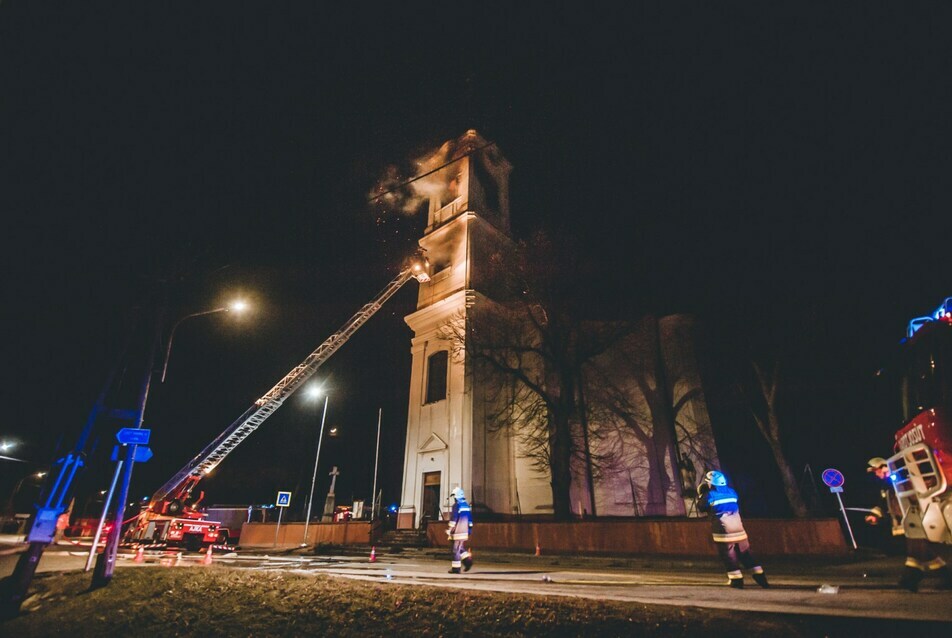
[451,540,470,569]
[716,539,763,581]
[905,538,947,573]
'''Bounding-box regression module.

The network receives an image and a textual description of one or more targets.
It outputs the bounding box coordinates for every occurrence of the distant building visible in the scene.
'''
[397,131,719,529]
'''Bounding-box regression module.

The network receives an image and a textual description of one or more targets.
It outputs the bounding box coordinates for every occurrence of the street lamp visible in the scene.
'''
[302,384,329,545]
[160,299,248,382]
[92,297,250,586]
[0,440,27,464]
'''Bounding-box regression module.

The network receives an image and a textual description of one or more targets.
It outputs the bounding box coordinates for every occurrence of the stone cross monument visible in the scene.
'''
[321,466,340,522]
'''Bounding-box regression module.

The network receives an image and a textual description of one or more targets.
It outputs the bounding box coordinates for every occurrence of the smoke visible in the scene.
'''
[369,139,461,219]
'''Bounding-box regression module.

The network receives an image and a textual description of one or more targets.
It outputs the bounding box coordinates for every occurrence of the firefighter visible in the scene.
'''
[446,486,473,574]
[696,470,768,589]
[864,456,905,549]
[866,457,952,592]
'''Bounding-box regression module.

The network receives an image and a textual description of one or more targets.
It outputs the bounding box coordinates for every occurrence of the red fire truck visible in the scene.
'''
[884,297,952,545]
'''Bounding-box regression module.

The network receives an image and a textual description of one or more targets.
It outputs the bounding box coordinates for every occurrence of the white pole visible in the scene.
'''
[371,409,382,522]
[302,394,329,545]
[85,460,123,572]
[834,491,857,549]
[274,506,284,547]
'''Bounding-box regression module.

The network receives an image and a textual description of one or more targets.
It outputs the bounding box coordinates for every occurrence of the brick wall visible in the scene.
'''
[427,518,848,556]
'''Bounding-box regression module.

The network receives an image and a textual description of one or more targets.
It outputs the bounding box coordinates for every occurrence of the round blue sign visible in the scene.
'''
[821,468,845,488]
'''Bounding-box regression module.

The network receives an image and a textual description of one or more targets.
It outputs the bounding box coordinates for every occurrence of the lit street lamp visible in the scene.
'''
[91,297,250,585]
[0,439,26,464]
[160,299,248,382]
[302,384,329,545]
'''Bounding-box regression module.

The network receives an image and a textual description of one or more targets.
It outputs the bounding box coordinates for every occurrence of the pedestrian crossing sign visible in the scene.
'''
[276,491,292,507]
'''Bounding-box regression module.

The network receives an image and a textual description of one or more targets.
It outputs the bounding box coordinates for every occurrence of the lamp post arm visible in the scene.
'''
[160,307,228,383]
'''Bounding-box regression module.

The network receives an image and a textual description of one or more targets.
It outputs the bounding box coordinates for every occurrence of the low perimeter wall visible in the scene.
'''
[239,521,371,548]
[426,518,849,557]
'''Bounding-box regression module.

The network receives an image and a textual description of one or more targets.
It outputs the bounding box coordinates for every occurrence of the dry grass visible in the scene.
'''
[0,567,946,637]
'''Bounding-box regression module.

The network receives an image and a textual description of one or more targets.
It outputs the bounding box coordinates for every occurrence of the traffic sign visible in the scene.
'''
[111,445,154,463]
[276,491,292,507]
[821,468,845,489]
[116,428,151,445]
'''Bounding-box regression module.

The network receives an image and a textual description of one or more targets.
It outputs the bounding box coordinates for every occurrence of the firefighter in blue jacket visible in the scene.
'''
[447,486,473,574]
[697,470,768,589]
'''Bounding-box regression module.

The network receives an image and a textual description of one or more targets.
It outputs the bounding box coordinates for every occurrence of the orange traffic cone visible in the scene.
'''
[134,546,145,563]
[535,544,541,556]
[369,546,377,563]
[203,545,213,565]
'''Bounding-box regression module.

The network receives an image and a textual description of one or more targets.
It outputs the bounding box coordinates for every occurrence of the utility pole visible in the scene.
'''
[371,409,382,522]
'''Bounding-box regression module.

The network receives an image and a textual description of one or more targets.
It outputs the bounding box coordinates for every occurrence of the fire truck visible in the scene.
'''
[124,253,430,550]
[884,297,952,545]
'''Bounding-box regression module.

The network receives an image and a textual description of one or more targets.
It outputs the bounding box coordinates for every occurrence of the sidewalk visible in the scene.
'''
[239,541,920,580]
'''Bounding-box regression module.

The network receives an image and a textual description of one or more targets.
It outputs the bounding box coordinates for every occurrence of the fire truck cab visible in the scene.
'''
[885,297,952,545]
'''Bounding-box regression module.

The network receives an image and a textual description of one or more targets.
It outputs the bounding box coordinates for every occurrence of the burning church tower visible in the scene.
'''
[397,131,720,528]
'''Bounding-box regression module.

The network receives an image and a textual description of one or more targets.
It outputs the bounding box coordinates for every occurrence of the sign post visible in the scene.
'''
[821,468,856,549]
[274,491,291,547]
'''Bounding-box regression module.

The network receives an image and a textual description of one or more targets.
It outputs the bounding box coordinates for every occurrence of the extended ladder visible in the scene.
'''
[148,257,429,506]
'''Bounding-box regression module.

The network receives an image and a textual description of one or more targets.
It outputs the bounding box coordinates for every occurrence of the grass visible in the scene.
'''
[1,567,949,637]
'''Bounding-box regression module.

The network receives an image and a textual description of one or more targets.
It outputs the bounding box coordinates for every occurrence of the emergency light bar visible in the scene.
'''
[907,296,952,338]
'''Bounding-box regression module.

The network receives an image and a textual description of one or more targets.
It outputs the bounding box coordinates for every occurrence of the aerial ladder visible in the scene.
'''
[126,252,430,547]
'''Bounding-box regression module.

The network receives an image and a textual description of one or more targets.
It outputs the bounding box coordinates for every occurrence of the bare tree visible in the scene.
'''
[583,318,681,515]
[745,360,809,518]
[440,232,624,520]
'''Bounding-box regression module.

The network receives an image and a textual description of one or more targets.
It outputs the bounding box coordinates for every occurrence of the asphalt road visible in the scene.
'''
[3,538,951,625]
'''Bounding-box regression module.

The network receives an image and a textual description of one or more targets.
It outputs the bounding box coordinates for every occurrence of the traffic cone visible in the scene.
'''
[173,551,182,566]
[203,545,214,565]
[535,544,541,556]
[134,546,145,563]
[369,546,377,563]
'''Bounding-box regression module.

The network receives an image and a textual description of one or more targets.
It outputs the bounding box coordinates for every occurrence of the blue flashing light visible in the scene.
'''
[889,473,898,482]
[388,504,398,513]
[907,296,952,338]
[935,297,952,320]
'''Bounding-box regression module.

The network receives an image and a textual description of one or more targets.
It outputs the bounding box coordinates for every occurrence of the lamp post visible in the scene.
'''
[302,385,329,546]
[371,409,382,523]
[92,298,249,587]
[160,300,247,382]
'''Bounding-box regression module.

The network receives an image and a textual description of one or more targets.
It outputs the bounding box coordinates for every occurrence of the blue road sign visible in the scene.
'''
[111,445,153,463]
[821,468,845,489]
[116,428,151,445]
[276,491,292,507]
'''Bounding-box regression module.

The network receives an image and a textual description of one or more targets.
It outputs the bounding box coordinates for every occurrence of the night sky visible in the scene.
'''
[2,4,949,519]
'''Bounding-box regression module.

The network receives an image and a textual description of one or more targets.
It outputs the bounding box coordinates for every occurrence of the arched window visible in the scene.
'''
[425,350,448,404]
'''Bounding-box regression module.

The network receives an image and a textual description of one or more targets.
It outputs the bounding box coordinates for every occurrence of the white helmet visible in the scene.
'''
[704,470,728,487]
[451,487,465,501]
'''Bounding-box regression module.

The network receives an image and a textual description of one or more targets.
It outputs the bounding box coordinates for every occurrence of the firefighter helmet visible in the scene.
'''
[867,457,888,472]
[704,470,728,487]
[451,487,465,501]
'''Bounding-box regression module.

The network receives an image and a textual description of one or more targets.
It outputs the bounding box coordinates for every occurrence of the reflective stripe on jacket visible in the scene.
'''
[448,497,472,541]
[698,485,748,543]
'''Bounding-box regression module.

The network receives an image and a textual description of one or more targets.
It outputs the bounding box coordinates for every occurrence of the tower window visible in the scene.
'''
[425,350,449,404]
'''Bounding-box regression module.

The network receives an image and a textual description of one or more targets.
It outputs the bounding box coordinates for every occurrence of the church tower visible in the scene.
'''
[397,130,517,529]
